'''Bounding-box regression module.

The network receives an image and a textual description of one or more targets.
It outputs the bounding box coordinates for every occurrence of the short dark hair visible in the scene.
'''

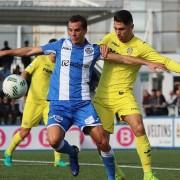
[48,38,57,43]
[114,10,133,25]
[68,15,87,30]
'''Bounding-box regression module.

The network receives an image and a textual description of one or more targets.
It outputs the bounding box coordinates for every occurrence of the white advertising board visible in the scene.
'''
[0,118,177,150]
[0,126,80,150]
[143,118,173,147]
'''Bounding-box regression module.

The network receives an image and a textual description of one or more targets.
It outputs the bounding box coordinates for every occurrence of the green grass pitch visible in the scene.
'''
[0,149,180,180]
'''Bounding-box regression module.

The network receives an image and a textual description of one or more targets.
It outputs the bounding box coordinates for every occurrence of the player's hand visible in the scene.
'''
[100,45,109,58]
[147,62,169,72]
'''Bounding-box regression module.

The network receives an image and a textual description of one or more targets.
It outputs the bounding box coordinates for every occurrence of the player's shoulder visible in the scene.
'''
[133,36,151,46]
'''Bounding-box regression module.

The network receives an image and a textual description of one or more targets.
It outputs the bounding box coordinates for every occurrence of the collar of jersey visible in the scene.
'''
[68,38,90,48]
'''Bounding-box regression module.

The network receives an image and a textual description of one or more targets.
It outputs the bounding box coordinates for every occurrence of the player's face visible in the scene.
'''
[68,21,87,45]
[114,21,134,43]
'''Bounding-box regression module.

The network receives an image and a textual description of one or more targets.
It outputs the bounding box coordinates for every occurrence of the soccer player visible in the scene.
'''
[94,10,180,180]
[0,15,166,180]
[3,39,68,168]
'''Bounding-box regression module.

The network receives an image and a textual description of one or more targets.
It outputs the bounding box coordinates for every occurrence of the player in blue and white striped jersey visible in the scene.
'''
[41,38,100,101]
[41,16,115,179]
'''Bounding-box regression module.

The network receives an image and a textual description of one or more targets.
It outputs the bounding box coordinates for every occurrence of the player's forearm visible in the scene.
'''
[140,48,180,73]
[148,56,180,73]
[0,47,42,57]
[21,71,30,80]
[106,53,147,65]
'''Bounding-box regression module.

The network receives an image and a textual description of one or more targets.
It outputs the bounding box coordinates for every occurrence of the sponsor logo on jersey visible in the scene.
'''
[61,60,89,69]
[43,67,53,74]
[71,62,89,69]
[127,47,133,55]
[61,60,70,66]
[62,46,72,51]
[111,41,119,47]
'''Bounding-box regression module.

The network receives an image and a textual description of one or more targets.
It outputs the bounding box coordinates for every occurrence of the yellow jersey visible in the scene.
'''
[95,31,180,98]
[25,55,54,102]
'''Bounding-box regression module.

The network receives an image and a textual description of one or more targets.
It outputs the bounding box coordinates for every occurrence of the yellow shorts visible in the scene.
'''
[21,101,49,128]
[93,90,141,133]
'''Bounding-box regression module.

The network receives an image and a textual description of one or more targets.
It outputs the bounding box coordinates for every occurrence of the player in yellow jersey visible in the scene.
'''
[94,10,180,180]
[3,39,68,168]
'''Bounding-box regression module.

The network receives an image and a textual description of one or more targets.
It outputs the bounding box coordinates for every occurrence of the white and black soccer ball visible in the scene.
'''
[2,74,28,99]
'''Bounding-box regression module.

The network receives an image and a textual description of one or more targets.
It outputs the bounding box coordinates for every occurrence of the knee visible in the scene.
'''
[48,136,61,149]
[47,132,64,149]
[134,124,146,136]
[96,137,110,152]
[47,126,64,149]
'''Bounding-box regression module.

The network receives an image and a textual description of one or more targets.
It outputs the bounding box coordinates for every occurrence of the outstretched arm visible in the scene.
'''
[0,47,43,57]
[100,45,168,72]
[107,53,168,72]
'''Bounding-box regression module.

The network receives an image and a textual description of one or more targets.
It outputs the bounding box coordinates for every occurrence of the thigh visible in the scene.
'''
[116,91,141,117]
[89,125,107,141]
[94,99,114,133]
[73,101,101,132]
[21,102,43,128]
[47,124,65,144]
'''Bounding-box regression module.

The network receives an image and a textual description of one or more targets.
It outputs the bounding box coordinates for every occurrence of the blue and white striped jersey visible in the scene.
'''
[41,38,100,100]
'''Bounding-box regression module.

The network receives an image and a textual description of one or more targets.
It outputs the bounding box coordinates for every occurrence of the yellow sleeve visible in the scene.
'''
[25,56,39,75]
[139,42,180,73]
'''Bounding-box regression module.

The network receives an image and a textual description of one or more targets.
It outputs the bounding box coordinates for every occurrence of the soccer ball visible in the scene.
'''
[2,74,28,99]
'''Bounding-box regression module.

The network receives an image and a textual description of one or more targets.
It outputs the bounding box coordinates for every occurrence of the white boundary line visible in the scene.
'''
[0,159,180,171]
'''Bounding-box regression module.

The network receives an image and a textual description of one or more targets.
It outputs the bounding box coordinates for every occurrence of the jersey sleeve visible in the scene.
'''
[41,39,63,55]
[25,56,39,75]
[139,42,180,73]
